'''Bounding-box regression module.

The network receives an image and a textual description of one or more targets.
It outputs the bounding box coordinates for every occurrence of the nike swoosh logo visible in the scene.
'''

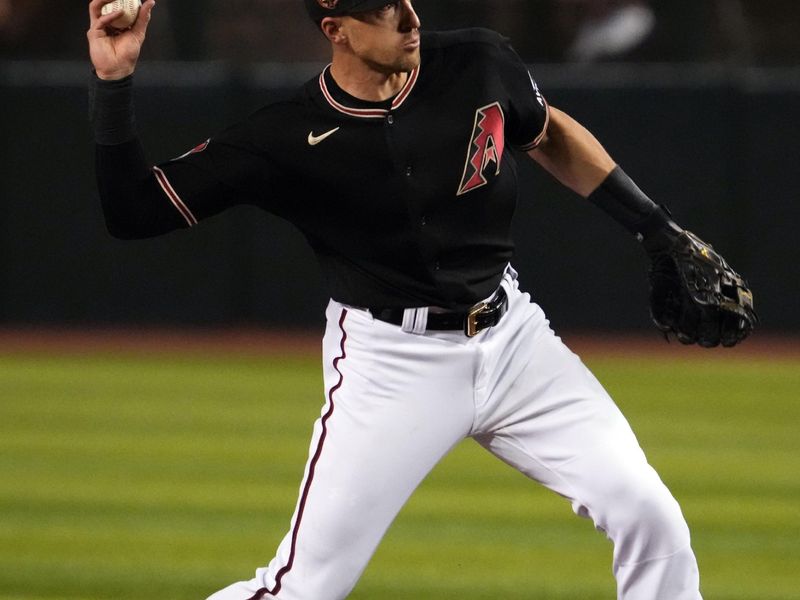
[308,127,340,146]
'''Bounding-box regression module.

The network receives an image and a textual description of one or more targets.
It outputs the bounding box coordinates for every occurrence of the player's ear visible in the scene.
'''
[321,17,346,43]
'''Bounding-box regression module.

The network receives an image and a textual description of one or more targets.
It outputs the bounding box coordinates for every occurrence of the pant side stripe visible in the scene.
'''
[248,309,349,599]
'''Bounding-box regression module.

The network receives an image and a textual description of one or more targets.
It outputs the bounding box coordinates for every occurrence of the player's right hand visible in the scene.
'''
[87,0,156,81]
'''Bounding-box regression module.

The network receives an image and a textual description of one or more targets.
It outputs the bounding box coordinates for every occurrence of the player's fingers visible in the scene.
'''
[88,0,121,32]
[130,0,156,39]
[97,10,124,27]
[88,0,113,23]
[87,10,124,40]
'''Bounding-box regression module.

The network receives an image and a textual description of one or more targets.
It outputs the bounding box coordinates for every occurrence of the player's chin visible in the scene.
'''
[371,49,419,75]
[398,48,420,71]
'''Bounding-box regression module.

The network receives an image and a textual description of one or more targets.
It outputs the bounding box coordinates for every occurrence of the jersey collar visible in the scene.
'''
[319,64,420,119]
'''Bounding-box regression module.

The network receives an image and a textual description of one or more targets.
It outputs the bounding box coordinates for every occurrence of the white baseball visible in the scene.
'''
[101,0,142,30]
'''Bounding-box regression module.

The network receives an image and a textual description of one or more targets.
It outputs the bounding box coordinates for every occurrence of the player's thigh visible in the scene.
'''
[312,303,476,539]
[473,328,689,563]
[473,316,650,503]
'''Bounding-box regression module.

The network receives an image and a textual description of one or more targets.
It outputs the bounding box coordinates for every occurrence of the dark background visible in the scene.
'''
[1,1,797,333]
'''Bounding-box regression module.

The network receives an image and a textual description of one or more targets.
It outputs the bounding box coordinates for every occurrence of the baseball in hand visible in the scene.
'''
[101,0,142,30]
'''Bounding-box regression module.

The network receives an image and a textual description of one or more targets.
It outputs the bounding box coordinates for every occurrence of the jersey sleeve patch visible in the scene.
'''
[152,166,199,227]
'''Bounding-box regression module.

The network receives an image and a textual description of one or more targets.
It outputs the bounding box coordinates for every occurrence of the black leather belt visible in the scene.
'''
[370,287,508,337]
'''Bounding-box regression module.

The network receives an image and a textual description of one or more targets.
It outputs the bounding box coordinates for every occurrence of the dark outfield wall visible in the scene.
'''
[0,62,797,332]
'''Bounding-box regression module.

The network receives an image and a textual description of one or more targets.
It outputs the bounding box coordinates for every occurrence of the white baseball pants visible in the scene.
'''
[208,270,702,600]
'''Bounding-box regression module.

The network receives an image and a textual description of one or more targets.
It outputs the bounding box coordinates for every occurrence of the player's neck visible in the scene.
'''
[329,57,408,103]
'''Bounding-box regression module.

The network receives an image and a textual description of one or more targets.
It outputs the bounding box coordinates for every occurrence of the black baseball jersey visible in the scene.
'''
[97,28,549,310]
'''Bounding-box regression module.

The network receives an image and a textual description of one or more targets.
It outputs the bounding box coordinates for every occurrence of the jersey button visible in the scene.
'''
[434,261,441,271]
[420,216,427,226]
[405,166,413,177]
[386,114,394,125]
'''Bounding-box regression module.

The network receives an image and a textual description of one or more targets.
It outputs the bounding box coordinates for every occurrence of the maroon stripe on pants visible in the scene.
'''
[247,309,349,600]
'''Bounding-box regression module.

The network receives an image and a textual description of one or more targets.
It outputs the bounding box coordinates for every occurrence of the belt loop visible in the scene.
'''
[502,264,518,296]
[505,263,518,281]
[401,307,429,335]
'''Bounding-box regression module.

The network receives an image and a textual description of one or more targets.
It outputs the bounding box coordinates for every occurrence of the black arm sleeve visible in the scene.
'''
[91,73,192,239]
[95,138,189,239]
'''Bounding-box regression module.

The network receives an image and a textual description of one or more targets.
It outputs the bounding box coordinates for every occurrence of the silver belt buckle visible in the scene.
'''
[465,301,489,337]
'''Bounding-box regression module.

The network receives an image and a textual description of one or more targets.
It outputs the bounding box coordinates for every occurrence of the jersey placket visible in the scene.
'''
[383,109,442,280]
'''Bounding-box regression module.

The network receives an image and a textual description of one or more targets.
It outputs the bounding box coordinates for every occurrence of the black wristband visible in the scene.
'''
[588,166,682,252]
[89,72,136,145]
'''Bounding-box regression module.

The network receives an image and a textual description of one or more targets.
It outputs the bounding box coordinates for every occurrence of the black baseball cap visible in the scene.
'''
[305,0,394,22]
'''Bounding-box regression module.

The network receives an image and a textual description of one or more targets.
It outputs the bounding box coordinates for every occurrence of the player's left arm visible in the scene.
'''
[527,106,757,347]
[491,28,754,346]
[527,106,616,198]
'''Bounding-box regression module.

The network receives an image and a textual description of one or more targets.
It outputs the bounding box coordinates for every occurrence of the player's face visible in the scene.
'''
[343,1,421,74]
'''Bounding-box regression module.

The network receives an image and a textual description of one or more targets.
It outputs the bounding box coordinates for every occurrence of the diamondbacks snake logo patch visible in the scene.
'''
[316,0,339,9]
[457,102,505,196]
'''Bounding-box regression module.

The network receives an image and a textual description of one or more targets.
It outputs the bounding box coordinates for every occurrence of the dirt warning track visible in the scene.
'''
[0,328,797,360]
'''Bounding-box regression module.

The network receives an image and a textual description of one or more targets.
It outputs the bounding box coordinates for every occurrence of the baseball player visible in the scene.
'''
[87,1,756,598]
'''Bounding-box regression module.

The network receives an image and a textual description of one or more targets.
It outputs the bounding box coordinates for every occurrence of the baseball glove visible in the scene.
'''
[647,230,757,347]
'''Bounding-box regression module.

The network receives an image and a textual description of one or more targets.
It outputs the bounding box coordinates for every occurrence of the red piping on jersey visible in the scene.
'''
[319,64,420,118]
[152,166,198,227]
[391,65,419,109]
[247,309,349,600]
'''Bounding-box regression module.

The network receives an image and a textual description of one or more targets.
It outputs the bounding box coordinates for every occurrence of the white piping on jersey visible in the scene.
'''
[319,64,420,119]
[517,98,551,152]
[152,166,198,227]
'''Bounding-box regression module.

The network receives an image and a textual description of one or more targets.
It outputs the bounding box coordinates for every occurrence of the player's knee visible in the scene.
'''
[631,484,689,539]
[605,476,691,559]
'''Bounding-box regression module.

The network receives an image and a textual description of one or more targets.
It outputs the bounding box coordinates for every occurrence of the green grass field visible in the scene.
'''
[1,347,798,599]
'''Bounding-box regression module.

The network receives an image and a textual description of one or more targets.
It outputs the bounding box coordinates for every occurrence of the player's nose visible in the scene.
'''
[399,0,421,31]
